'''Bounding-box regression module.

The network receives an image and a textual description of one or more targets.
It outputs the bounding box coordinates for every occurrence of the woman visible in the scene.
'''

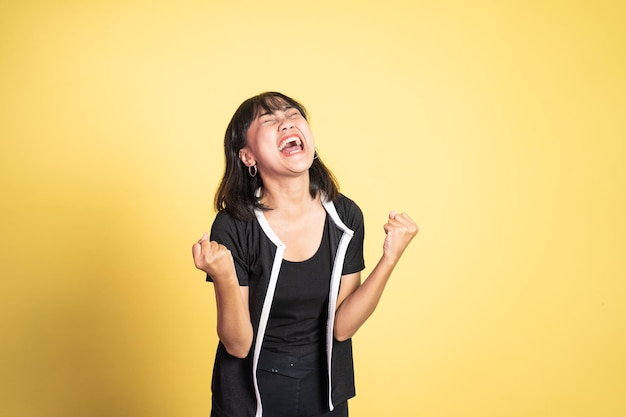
[192,92,418,417]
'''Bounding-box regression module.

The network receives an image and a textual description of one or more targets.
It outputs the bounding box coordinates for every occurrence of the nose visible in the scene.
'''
[279,116,294,131]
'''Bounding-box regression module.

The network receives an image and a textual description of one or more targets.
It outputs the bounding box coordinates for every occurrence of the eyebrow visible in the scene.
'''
[257,105,296,118]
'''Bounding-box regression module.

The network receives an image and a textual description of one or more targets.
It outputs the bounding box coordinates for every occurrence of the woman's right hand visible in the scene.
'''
[192,232,252,358]
[192,232,236,283]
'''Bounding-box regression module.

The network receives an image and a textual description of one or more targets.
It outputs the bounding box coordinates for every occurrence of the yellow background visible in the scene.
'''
[1,1,624,416]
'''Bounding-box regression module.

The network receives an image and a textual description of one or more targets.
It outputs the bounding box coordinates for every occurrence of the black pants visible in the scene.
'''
[257,349,348,417]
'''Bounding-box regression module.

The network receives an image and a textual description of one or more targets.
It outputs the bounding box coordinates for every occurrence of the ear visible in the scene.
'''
[238,148,256,167]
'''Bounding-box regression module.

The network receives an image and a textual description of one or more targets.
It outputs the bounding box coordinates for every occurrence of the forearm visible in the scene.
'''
[213,277,253,358]
[334,255,397,341]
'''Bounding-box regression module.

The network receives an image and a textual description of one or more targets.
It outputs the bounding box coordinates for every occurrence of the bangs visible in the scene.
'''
[250,92,308,120]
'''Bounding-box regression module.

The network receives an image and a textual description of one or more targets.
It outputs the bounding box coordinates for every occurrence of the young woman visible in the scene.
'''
[192,92,418,417]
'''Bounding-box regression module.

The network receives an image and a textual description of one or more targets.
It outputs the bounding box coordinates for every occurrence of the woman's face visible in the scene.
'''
[240,102,316,179]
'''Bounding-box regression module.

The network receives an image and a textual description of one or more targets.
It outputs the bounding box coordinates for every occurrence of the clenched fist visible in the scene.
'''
[382,211,419,264]
[192,232,237,283]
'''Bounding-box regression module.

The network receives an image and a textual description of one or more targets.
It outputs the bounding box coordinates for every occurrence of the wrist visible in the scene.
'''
[380,252,399,267]
[212,272,239,287]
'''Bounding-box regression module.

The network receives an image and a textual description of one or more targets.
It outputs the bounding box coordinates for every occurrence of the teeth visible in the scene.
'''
[278,136,302,151]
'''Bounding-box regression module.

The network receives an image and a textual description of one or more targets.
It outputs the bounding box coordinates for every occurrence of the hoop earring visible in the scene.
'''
[248,164,258,177]
[313,148,319,160]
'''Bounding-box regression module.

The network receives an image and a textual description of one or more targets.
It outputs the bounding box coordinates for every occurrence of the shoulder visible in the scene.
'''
[331,193,364,228]
[213,209,257,226]
[333,193,362,216]
[211,210,237,232]
[210,210,256,240]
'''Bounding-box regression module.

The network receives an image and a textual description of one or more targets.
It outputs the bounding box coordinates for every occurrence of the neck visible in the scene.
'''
[260,175,319,217]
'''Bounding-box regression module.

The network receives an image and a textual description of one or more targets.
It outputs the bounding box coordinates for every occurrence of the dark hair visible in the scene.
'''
[214,91,339,220]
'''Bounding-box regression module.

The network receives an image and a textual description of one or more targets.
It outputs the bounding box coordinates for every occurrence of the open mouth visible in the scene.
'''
[278,135,304,155]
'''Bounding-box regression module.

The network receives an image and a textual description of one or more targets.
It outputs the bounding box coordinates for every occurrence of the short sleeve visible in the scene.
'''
[339,196,366,275]
[206,211,250,286]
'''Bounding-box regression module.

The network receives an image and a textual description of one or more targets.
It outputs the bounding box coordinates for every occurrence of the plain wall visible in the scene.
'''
[1,1,624,416]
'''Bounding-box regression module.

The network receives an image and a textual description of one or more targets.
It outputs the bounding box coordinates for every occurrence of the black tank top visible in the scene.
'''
[263,215,332,356]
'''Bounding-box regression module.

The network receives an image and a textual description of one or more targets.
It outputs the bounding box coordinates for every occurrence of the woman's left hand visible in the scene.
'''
[382,211,419,264]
